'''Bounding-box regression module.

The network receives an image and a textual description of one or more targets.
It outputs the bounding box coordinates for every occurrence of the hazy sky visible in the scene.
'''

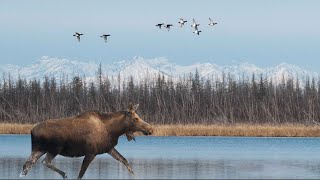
[1,0,320,71]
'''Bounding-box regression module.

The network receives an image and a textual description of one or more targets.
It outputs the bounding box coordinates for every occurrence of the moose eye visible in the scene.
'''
[134,118,139,122]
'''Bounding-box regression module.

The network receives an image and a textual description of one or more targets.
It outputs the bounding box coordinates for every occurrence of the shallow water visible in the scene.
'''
[1,135,320,179]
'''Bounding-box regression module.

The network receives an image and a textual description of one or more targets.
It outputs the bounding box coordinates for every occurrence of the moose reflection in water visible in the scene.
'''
[19,103,153,179]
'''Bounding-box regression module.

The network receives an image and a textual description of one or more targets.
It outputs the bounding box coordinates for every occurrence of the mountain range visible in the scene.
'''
[0,56,318,84]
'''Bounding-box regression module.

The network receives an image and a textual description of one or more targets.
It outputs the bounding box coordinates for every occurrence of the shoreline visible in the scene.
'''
[1,123,320,137]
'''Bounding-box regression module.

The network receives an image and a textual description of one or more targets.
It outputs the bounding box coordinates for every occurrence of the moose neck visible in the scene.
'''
[101,111,130,138]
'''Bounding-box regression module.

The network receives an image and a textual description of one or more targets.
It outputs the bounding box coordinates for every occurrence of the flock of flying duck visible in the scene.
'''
[72,18,217,42]
[156,18,217,35]
[73,32,110,43]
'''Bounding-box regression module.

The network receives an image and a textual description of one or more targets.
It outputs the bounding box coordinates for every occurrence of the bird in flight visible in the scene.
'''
[191,19,200,28]
[100,34,111,43]
[208,18,218,26]
[193,26,202,35]
[73,32,83,42]
[178,18,188,27]
[164,24,173,31]
[155,23,165,29]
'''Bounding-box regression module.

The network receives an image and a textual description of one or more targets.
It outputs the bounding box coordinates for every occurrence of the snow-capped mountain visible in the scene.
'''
[0,56,99,82]
[264,63,318,83]
[0,56,318,84]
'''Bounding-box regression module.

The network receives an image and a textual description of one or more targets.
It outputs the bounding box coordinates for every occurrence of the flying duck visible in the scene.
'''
[156,23,165,29]
[208,18,218,26]
[164,24,173,31]
[100,34,111,43]
[178,18,187,27]
[193,26,202,35]
[191,19,200,28]
[73,32,83,42]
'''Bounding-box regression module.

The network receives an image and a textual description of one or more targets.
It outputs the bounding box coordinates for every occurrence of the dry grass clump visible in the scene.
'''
[1,123,320,137]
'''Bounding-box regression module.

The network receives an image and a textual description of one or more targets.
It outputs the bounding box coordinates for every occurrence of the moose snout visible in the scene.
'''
[136,120,154,136]
[142,124,154,135]
[147,126,154,135]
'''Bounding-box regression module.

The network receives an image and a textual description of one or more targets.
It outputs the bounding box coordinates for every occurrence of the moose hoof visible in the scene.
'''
[19,171,26,178]
[128,167,134,176]
[19,167,30,178]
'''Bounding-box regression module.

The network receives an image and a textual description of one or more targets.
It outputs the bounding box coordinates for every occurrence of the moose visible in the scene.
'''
[20,103,153,179]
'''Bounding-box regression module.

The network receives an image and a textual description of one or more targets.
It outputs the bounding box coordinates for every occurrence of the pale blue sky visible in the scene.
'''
[0,0,320,71]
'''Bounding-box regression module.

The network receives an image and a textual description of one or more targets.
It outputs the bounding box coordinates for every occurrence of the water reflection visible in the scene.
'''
[2,136,320,179]
[1,157,320,179]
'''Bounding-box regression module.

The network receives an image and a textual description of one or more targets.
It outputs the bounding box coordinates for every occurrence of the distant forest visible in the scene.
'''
[1,67,320,125]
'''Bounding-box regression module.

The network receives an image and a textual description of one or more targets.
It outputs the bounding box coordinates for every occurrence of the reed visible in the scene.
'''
[152,124,320,137]
[0,123,35,134]
[1,123,320,137]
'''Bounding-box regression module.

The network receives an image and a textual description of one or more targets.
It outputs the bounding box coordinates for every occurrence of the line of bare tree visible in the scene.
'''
[1,68,320,125]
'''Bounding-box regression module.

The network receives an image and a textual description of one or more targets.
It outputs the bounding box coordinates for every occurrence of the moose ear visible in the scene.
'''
[128,103,133,111]
[128,103,139,112]
[132,104,139,112]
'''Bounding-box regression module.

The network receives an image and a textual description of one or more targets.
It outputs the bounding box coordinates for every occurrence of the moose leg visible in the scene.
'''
[42,152,67,179]
[77,154,96,180]
[20,150,45,177]
[108,148,134,176]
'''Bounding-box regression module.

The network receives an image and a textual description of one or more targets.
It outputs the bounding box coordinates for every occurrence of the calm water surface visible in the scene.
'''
[1,135,320,179]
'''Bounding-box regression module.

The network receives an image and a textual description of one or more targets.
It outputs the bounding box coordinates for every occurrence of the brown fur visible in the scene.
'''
[20,104,153,179]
